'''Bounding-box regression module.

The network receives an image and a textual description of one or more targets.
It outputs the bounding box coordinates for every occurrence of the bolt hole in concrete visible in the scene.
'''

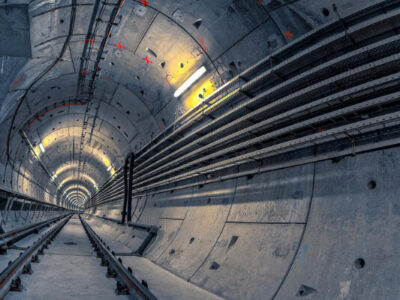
[354,258,365,269]
[192,18,202,29]
[64,242,77,246]
[210,262,220,270]
[296,284,317,297]
[322,8,330,16]
[141,280,149,288]
[367,180,376,189]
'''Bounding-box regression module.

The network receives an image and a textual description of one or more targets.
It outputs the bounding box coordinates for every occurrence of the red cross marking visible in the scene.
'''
[284,31,294,39]
[82,69,88,75]
[139,0,149,7]
[142,56,153,65]
[85,38,95,45]
[113,42,127,50]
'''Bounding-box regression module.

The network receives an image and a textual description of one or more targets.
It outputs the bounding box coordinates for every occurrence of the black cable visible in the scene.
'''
[6,0,77,171]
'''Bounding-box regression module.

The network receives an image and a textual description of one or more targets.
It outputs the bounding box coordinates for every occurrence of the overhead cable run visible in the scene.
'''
[86,1,400,208]
[75,0,125,208]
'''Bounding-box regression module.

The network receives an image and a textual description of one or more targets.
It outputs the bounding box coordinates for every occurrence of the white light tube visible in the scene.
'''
[174,66,206,98]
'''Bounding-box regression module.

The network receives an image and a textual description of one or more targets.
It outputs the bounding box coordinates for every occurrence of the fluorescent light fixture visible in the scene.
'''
[174,66,206,98]
[39,143,45,153]
[107,165,112,171]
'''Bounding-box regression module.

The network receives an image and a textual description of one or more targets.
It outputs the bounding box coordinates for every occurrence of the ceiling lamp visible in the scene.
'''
[39,143,45,153]
[174,66,206,98]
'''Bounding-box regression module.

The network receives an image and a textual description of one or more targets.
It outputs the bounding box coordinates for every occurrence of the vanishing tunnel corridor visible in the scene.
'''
[0,0,399,299]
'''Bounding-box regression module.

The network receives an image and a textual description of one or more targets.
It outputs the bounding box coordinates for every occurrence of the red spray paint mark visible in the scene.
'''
[317,128,324,133]
[164,76,171,87]
[104,76,113,82]
[113,42,127,50]
[284,31,294,39]
[25,102,88,130]
[82,69,88,75]
[158,122,163,131]
[200,35,208,54]
[11,76,24,89]
[142,56,153,65]
[139,0,149,7]
[85,38,95,45]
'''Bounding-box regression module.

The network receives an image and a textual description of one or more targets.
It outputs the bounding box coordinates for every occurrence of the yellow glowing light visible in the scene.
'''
[40,130,114,169]
[110,168,116,176]
[59,173,97,188]
[183,78,216,111]
[174,66,206,98]
[65,190,87,200]
[102,156,111,168]
[55,164,74,176]
[62,185,91,197]
[33,146,41,157]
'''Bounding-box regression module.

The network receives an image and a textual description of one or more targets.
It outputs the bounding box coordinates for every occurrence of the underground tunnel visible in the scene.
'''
[0,0,399,299]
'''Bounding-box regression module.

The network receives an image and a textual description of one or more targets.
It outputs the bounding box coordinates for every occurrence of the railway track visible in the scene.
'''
[0,214,72,299]
[87,0,400,208]
[79,215,158,300]
[0,214,157,300]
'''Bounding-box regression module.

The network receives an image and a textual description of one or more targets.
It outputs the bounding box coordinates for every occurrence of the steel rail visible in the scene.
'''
[0,185,66,210]
[133,3,400,164]
[123,132,400,200]
[0,214,68,253]
[134,71,400,180]
[79,215,158,300]
[132,88,400,189]
[87,0,400,208]
[131,111,400,193]
[132,36,400,178]
[131,9,400,177]
[0,215,72,299]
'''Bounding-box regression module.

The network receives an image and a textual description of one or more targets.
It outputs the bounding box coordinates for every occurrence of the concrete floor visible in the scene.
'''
[7,216,128,300]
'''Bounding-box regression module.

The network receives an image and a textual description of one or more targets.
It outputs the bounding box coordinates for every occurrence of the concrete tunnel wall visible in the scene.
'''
[0,0,388,207]
[87,145,400,299]
[0,0,398,298]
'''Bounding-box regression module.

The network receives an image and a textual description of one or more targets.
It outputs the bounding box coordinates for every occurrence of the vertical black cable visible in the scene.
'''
[127,153,134,222]
[121,154,129,224]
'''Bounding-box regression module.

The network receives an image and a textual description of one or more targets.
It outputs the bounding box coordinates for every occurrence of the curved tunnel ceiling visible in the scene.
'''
[0,0,382,209]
